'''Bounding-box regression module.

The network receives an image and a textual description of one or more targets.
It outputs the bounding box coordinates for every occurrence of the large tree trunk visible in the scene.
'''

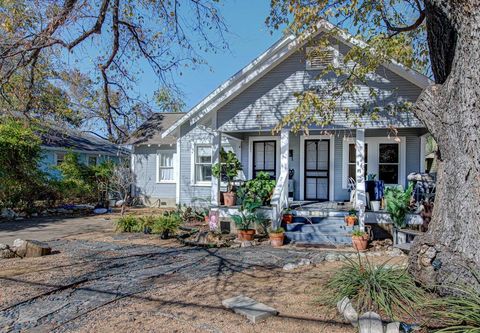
[408,0,480,292]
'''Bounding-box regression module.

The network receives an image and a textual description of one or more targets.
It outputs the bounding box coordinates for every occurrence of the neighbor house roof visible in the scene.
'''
[161,20,432,138]
[126,112,184,146]
[40,124,130,156]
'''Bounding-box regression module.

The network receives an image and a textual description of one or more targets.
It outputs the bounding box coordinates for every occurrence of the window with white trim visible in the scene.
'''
[194,145,212,183]
[348,143,368,181]
[378,143,399,184]
[157,151,175,182]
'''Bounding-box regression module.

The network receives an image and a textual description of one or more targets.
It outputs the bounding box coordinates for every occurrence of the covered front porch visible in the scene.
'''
[211,127,427,231]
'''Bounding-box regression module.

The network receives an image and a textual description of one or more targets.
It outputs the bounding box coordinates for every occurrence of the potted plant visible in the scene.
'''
[282,208,294,224]
[269,227,285,247]
[345,209,358,226]
[212,148,243,206]
[239,171,276,206]
[351,229,369,251]
[230,198,262,241]
[385,183,414,244]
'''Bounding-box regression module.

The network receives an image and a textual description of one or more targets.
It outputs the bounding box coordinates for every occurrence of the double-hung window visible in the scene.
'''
[157,151,175,183]
[347,143,368,181]
[194,145,212,184]
[56,152,66,166]
[378,143,399,184]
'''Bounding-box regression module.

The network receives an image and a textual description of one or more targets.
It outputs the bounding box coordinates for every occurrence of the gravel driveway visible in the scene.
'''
[0,235,340,332]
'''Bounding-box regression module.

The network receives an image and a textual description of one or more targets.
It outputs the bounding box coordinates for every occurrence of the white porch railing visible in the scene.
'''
[271,169,289,229]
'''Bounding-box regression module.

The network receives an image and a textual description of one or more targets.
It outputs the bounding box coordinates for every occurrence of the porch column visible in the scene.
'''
[280,128,289,183]
[355,128,366,230]
[211,131,221,206]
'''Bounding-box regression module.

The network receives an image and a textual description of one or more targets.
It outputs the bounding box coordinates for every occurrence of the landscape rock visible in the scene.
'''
[240,241,254,248]
[385,321,400,333]
[325,253,339,262]
[1,208,17,219]
[358,311,383,333]
[0,243,9,250]
[298,258,312,266]
[283,263,297,271]
[222,295,278,323]
[0,249,15,259]
[337,297,358,326]
[12,239,51,258]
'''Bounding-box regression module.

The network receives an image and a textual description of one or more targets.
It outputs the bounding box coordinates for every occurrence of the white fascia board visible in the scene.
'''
[161,34,298,138]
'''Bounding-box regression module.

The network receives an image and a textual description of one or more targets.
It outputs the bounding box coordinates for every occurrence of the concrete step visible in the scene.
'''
[284,231,352,245]
[292,216,346,224]
[285,224,354,234]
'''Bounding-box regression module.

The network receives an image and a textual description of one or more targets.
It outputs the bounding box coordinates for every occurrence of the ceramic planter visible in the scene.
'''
[352,235,368,251]
[282,213,294,224]
[223,191,236,206]
[345,215,357,227]
[238,229,256,241]
[269,233,284,247]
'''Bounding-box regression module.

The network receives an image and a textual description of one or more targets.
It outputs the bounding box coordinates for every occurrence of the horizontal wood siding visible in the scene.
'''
[217,39,424,132]
[133,145,176,202]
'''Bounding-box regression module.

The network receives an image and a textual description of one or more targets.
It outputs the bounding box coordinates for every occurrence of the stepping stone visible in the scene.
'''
[222,295,278,323]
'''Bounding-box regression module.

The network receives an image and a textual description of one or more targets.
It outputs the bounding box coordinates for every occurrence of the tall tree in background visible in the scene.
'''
[267,0,480,291]
[0,0,227,142]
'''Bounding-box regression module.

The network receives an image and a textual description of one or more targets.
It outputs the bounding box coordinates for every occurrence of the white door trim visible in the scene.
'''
[248,136,281,180]
[299,134,335,201]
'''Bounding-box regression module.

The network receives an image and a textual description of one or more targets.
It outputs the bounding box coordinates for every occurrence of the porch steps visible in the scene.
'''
[284,216,352,245]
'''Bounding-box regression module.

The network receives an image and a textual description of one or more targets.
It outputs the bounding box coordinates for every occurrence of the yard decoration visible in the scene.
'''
[351,229,369,251]
[212,148,242,206]
[345,209,358,227]
[230,199,262,241]
[269,227,285,247]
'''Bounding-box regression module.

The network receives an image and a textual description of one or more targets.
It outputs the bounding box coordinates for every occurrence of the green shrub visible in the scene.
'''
[230,198,262,230]
[211,148,242,192]
[151,214,182,236]
[238,171,276,206]
[385,183,414,229]
[425,271,480,333]
[115,215,142,232]
[323,257,424,321]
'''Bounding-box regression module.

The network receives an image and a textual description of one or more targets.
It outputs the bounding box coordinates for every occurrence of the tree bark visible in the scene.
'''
[409,0,480,292]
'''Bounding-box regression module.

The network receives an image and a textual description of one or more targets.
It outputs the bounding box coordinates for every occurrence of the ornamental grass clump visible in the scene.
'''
[115,215,142,233]
[424,271,480,333]
[323,256,425,321]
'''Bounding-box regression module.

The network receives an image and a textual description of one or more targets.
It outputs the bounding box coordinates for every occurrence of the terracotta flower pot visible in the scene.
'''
[345,215,357,227]
[282,214,294,224]
[223,191,236,206]
[352,235,368,251]
[269,233,284,247]
[238,229,256,241]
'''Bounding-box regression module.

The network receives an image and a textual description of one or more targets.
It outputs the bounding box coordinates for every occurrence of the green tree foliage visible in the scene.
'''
[0,118,45,209]
[266,0,430,132]
[0,0,228,142]
[55,151,114,203]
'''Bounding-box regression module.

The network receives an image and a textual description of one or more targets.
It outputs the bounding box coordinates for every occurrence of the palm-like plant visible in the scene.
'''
[385,183,414,229]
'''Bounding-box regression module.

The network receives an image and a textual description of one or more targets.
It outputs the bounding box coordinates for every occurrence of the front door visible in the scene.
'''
[253,140,276,179]
[304,139,330,201]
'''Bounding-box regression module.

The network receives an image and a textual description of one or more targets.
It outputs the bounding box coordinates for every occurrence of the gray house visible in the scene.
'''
[131,20,430,234]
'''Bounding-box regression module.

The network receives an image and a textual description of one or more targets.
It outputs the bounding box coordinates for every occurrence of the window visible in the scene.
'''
[157,151,175,182]
[195,145,212,183]
[253,141,276,178]
[56,152,66,166]
[378,143,399,184]
[348,143,368,181]
[88,156,98,166]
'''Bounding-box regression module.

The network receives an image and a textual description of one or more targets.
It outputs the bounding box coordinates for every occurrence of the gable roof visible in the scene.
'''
[162,20,431,138]
[40,125,129,156]
[126,112,184,146]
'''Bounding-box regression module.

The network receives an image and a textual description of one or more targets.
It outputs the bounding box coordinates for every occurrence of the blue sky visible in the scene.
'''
[137,0,283,111]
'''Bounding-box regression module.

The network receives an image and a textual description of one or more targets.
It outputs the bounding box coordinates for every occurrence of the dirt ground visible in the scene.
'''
[0,213,407,333]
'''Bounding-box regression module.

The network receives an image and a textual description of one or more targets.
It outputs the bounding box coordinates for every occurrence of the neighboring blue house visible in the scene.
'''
[39,125,129,177]
[130,20,432,242]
